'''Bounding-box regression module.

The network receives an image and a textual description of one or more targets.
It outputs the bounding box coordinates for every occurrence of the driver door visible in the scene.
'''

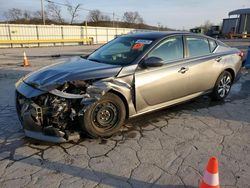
[134,35,190,113]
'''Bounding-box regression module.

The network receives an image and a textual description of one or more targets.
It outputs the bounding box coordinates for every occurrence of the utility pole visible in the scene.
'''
[41,0,45,25]
[116,18,119,28]
[157,22,161,31]
[85,19,88,41]
[112,12,115,28]
[243,14,248,32]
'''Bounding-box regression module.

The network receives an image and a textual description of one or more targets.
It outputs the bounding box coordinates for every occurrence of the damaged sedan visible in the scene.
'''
[15,32,243,142]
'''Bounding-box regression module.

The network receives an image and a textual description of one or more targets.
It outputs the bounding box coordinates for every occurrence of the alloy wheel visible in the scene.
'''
[217,74,231,98]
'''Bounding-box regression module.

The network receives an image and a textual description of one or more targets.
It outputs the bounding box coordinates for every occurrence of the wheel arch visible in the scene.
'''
[224,68,235,82]
[212,68,235,92]
[108,89,129,119]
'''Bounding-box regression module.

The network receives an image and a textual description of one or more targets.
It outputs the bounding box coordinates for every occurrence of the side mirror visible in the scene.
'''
[143,57,164,67]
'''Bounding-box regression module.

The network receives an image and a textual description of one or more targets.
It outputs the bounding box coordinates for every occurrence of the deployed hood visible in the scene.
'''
[23,57,122,91]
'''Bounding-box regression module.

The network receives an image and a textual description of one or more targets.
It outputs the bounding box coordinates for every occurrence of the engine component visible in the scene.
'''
[47,97,70,129]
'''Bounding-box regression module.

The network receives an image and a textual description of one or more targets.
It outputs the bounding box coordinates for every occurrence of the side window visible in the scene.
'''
[148,36,184,62]
[209,39,217,52]
[186,37,210,57]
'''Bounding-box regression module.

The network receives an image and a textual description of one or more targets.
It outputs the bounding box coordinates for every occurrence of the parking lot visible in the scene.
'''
[0,39,250,188]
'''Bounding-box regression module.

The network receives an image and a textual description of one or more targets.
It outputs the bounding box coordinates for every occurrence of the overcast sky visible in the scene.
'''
[0,0,249,29]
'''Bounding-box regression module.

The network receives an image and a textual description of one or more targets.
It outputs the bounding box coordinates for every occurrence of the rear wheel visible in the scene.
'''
[80,93,126,138]
[212,71,232,100]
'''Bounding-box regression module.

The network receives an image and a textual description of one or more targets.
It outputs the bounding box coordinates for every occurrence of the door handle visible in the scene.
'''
[178,67,189,74]
[215,56,222,62]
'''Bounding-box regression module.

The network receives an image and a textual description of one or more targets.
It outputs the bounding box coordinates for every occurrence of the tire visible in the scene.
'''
[80,93,126,138]
[212,71,233,101]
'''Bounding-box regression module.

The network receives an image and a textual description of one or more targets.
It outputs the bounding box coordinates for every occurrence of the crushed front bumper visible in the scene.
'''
[24,130,67,143]
[15,81,80,143]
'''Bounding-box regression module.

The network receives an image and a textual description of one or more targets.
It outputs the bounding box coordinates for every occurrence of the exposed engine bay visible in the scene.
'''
[16,81,91,141]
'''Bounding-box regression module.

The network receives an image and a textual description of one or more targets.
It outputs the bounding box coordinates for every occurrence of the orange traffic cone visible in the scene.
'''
[200,157,220,188]
[23,52,30,67]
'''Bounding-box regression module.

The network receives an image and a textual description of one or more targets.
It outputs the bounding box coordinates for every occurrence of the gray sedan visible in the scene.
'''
[15,32,243,142]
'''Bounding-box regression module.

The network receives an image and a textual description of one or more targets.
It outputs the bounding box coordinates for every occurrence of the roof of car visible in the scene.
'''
[123,31,190,40]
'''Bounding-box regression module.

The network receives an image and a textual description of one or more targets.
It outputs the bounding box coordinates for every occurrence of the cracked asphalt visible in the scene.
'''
[0,41,250,188]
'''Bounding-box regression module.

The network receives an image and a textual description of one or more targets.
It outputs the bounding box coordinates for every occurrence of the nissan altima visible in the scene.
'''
[15,32,243,142]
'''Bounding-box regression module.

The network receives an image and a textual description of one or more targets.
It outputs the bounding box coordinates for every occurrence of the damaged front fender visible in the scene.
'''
[80,76,136,117]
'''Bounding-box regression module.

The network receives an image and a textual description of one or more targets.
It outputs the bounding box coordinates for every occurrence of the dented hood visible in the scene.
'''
[23,57,122,91]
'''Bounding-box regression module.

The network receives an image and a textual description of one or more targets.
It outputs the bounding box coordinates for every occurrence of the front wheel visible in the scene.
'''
[80,93,126,138]
[212,71,233,101]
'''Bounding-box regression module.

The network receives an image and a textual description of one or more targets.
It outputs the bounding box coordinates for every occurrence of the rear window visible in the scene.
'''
[186,37,210,58]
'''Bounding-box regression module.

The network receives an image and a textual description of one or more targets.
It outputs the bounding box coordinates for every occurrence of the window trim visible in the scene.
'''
[208,39,218,53]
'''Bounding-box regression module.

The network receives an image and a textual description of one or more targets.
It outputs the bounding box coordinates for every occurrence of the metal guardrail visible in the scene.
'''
[0,38,93,44]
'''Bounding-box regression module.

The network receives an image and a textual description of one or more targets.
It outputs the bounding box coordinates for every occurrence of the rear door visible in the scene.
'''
[184,36,223,94]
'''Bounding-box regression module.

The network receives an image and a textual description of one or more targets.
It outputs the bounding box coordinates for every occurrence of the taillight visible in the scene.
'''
[239,51,244,60]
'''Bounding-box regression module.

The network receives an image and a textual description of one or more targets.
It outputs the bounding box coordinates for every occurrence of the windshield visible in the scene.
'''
[87,37,154,65]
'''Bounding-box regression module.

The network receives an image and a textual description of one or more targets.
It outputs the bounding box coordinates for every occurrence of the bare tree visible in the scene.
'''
[23,10,32,20]
[33,10,48,20]
[103,15,111,22]
[123,11,143,24]
[202,20,213,33]
[3,8,23,21]
[87,9,111,22]
[46,3,64,23]
[65,1,81,24]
